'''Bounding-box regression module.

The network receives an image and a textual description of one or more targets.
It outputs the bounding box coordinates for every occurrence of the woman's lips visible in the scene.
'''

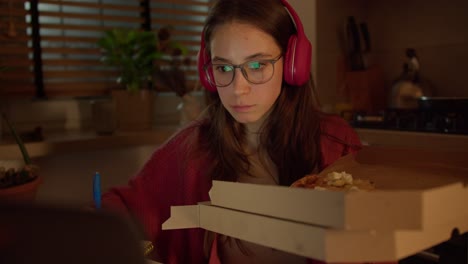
[232,105,254,112]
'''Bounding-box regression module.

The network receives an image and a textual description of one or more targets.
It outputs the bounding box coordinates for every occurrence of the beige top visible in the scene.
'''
[215,152,307,264]
[218,238,307,264]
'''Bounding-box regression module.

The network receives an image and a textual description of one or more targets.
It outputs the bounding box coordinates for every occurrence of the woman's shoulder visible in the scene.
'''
[144,120,208,170]
[319,113,362,149]
[320,114,354,133]
[318,114,362,169]
[164,120,203,145]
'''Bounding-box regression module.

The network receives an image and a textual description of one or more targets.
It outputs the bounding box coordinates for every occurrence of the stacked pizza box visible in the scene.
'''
[163,146,468,263]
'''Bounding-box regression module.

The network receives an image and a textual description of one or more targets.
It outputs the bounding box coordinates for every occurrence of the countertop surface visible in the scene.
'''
[356,128,468,151]
[1,127,467,160]
[0,126,177,159]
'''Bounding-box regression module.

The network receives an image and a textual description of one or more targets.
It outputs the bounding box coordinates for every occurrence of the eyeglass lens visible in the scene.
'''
[207,59,277,87]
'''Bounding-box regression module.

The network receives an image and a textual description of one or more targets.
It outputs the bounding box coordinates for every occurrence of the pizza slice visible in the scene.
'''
[291,171,375,191]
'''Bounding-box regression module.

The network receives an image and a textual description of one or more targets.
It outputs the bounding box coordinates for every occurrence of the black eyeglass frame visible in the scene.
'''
[204,55,283,88]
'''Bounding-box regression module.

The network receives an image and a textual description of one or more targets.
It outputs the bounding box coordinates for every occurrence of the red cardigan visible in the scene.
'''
[102,115,362,264]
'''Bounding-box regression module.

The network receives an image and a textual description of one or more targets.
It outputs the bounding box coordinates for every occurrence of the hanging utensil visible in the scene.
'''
[345,16,364,71]
[359,22,371,69]
[7,0,17,38]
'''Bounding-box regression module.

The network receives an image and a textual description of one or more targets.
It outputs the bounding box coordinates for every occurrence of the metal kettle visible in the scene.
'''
[389,48,433,109]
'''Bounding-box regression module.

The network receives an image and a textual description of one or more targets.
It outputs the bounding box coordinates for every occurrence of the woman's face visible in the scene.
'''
[209,22,283,132]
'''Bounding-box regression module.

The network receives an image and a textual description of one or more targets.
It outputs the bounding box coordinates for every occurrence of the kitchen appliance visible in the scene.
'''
[389,48,434,109]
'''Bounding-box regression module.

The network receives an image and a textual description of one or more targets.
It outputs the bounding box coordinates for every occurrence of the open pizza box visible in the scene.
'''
[162,146,468,262]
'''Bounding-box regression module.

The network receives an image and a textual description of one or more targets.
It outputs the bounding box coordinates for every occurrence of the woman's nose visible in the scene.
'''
[232,69,250,95]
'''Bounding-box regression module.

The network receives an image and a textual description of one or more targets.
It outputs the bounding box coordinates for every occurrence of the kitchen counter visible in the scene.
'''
[0,126,177,160]
[2,127,467,160]
[356,128,468,151]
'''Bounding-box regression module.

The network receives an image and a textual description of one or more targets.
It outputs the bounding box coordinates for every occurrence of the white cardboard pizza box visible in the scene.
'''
[208,180,468,231]
[209,146,468,230]
[162,201,468,262]
[162,146,468,261]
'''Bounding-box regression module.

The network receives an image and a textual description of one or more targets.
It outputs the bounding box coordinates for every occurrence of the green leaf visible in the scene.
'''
[97,28,159,92]
[1,112,31,165]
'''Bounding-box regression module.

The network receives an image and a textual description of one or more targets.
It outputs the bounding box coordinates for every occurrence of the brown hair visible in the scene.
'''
[198,0,323,186]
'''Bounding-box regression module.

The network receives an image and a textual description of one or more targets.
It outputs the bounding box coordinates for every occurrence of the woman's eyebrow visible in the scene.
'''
[212,52,275,63]
[245,52,273,60]
[212,56,231,63]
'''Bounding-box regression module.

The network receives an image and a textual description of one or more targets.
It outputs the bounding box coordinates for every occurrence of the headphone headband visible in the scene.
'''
[280,0,305,35]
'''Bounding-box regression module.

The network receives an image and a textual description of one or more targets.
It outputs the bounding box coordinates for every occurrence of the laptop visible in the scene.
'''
[0,202,147,264]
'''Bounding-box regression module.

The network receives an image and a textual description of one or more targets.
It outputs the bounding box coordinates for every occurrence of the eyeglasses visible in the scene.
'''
[204,55,282,87]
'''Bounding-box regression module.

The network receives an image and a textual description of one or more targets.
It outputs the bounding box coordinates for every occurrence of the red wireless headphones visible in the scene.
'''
[197,0,312,92]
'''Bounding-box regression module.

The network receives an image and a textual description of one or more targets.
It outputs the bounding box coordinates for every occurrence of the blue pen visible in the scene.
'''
[93,172,102,209]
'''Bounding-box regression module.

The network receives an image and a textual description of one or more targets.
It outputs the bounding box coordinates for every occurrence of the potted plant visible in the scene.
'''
[152,26,202,126]
[97,28,160,131]
[97,27,201,129]
[152,26,190,95]
[0,112,42,202]
[98,28,159,92]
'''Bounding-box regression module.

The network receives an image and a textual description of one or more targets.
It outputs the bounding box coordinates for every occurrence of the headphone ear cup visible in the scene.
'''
[197,37,217,92]
[283,34,312,86]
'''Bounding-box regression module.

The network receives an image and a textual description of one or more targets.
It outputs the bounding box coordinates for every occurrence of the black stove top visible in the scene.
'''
[350,108,468,135]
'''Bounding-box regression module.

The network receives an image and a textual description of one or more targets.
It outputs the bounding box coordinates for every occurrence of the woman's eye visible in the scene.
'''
[215,65,233,73]
[247,61,265,70]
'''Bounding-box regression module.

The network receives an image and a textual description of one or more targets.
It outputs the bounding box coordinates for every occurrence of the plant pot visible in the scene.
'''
[0,175,43,203]
[112,90,154,131]
[91,99,117,135]
[177,93,202,126]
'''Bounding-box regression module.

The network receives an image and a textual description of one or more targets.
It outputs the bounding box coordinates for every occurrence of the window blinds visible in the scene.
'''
[0,0,210,98]
[33,0,143,97]
[0,0,35,97]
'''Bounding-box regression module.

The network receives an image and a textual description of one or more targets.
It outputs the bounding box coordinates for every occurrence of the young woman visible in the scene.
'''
[101,0,376,263]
